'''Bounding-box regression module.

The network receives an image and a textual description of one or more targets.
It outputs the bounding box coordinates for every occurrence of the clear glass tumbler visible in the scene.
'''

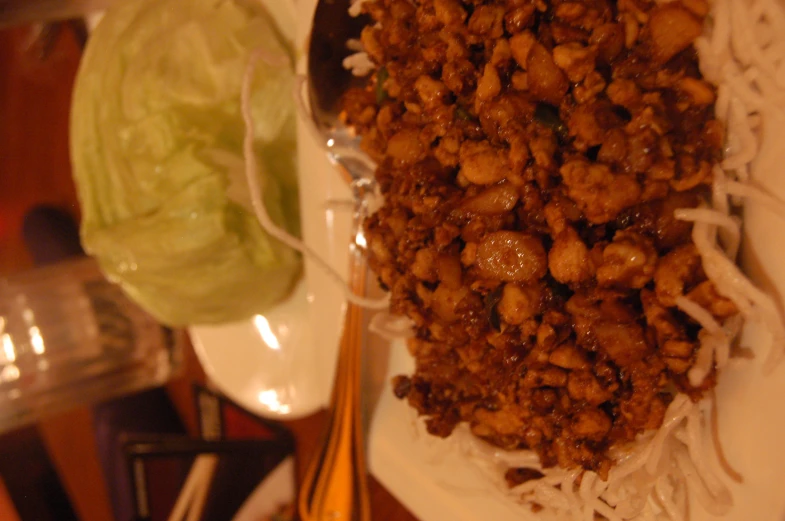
[0,256,182,433]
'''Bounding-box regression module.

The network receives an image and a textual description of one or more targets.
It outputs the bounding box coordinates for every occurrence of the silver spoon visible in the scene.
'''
[306,0,375,189]
[298,2,376,521]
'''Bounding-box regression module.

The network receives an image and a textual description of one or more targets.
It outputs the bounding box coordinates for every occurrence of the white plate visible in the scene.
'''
[366,57,785,521]
[231,457,295,521]
[189,0,353,419]
[194,0,785,519]
[84,0,349,420]
[369,341,785,521]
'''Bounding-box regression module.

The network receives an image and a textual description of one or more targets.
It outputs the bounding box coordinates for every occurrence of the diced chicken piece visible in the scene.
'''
[572,408,612,441]
[590,23,624,63]
[477,63,502,101]
[437,254,463,289]
[597,128,627,165]
[568,102,607,148]
[593,320,651,365]
[491,39,512,66]
[655,191,700,249]
[686,281,738,319]
[621,381,667,431]
[529,388,558,415]
[360,26,383,63]
[459,140,509,185]
[504,5,536,34]
[555,3,586,22]
[678,77,716,106]
[433,130,461,167]
[647,4,703,64]
[433,0,466,25]
[664,356,692,374]
[473,405,526,436]
[681,0,709,17]
[415,75,449,109]
[461,242,478,266]
[511,70,529,91]
[660,339,695,358]
[553,43,596,83]
[522,366,568,388]
[596,231,657,289]
[620,12,639,48]
[508,133,531,171]
[386,128,425,165]
[529,135,559,169]
[560,160,641,224]
[671,155,711,191]
[573,70,607,104]
[411,248,437,282]
[654,244,702,307]
[549,343,589,370]
[497,283,541,325]
[476,231,548,282]
[641,289,686,345]
[548,227,594,284]
[626,128,657,173]
[607,79,642,110]
[431,284,470,322]
[568,371,613,406]
[368,234,392,264]
[649,159,676,181]
[527,43,570,105]
[509,31,536,68]
[468,5,505,38]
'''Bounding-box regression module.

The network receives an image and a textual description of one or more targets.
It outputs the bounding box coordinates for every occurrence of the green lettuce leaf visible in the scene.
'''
[70,0,301,326]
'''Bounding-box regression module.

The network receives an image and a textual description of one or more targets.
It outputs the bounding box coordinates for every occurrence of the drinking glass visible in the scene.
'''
[0,256,183,433]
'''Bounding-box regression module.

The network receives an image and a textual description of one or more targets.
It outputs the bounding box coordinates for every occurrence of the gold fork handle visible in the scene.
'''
[298,249,371,521]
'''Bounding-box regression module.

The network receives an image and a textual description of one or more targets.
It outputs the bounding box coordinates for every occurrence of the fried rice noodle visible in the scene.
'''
[450,390,734,520]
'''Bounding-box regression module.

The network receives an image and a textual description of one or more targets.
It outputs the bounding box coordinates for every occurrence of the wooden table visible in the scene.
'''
[31,337,422,521]
[0,20,420,521]
[170,340,421,521]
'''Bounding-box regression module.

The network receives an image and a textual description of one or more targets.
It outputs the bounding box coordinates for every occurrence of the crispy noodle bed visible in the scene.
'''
[335,0,785,519]
[241,0,785,519]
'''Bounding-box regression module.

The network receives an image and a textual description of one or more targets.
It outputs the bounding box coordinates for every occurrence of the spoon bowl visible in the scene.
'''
[306,0,375,186]
[306,0,367,130]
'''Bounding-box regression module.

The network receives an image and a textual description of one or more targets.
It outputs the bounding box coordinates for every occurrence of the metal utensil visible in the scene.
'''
[297,232,371,521]
[298,1,376,521]
[306,0,375,187]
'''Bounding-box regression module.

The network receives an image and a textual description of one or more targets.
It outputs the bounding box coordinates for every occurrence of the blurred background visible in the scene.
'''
[0,9,413,521]
[0,22,81,274]
[0,21,208,521]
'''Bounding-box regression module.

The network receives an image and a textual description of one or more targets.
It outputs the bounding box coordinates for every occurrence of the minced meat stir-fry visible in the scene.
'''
[343,0,732,477]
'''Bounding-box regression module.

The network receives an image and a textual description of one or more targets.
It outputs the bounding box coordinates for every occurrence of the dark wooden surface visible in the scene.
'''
[0,22,111,521]
[0,21,419,521]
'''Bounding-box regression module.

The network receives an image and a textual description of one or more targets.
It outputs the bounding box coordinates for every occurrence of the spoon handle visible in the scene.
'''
[298,244,371,521]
